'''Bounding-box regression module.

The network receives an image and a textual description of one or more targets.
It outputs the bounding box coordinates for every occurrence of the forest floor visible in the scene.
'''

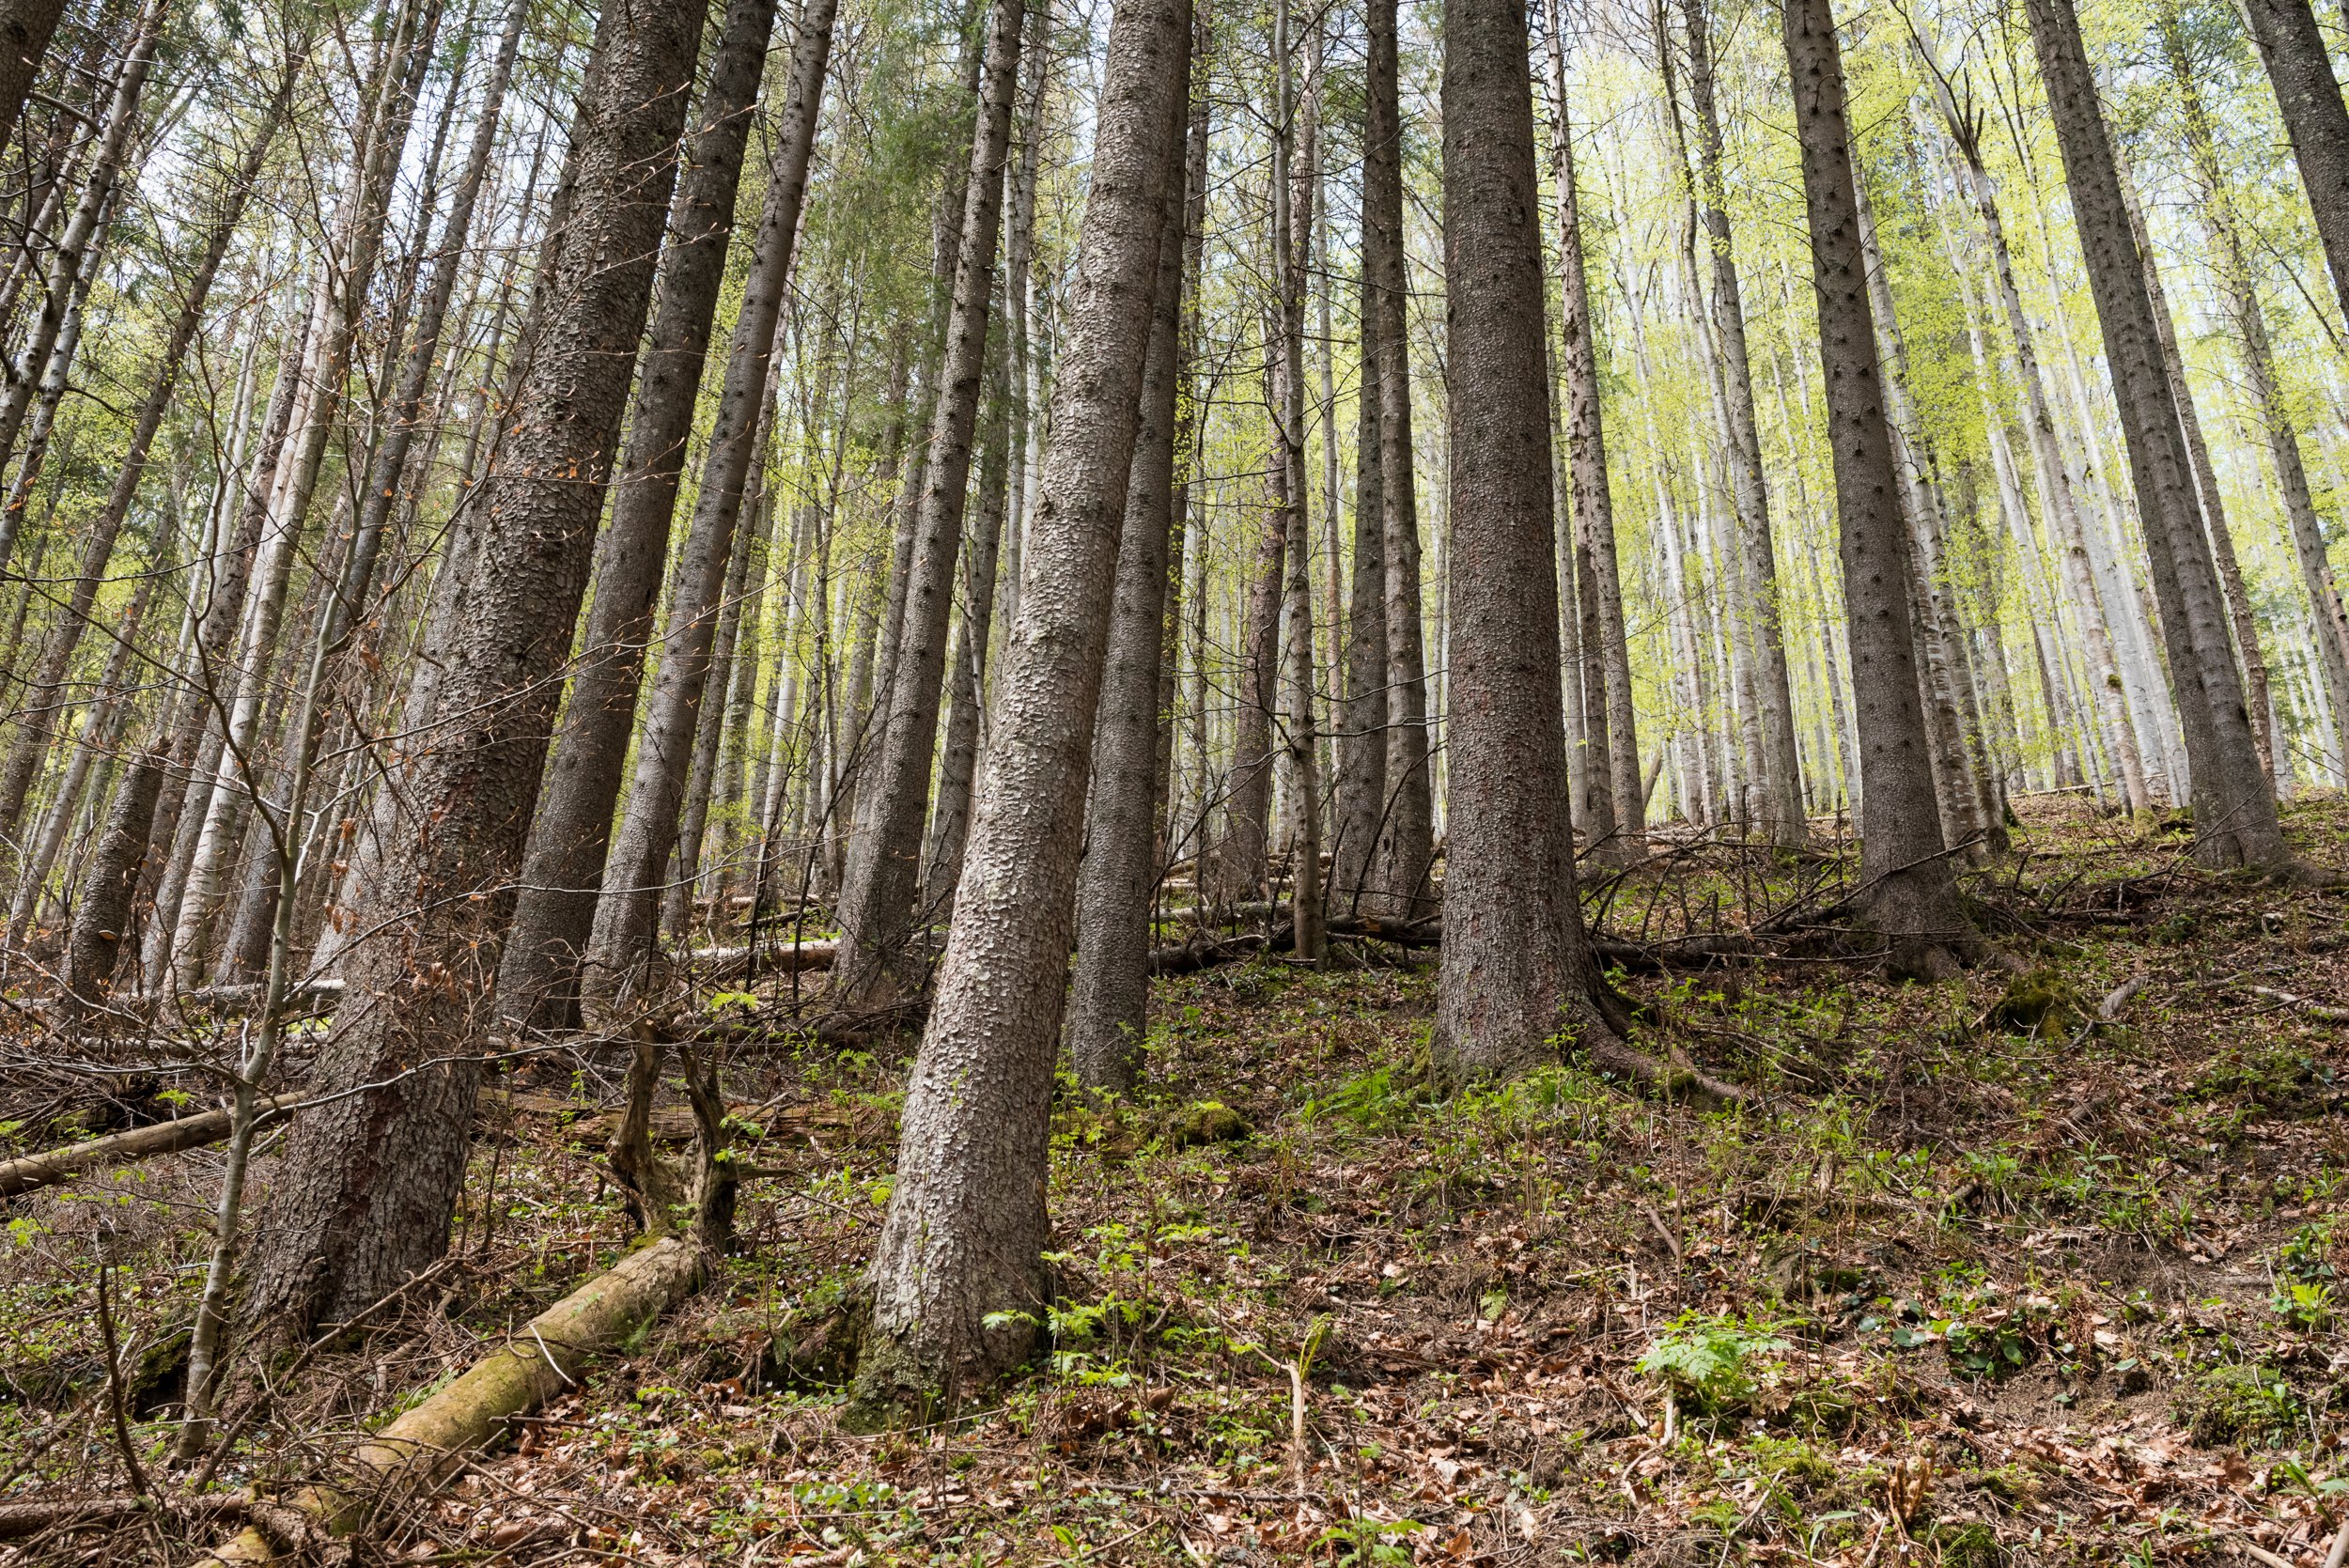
[2,795,2346,1565]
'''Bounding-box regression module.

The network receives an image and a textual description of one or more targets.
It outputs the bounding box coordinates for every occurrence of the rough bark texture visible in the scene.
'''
[1331,302,1387,909]
[827,0,1023,1011]
[1783,0,1971,972]
[1066,122,1188,1094]
[2025,0,2290,869]
[1365,0,1433,916]
[2240,0,2349,330]
[498,0,782,1030]
[63,749,164,1011]
[246,0,709,1330]
[846,0,1190,1422]
[1540,0,1639,862]
[1434,0,1616,1083]
[0,0,65,165]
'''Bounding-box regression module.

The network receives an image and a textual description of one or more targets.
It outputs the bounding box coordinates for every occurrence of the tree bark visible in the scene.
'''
[1539,0,1639,862]
[1676,0,1805,849]
[1783,0,1972,972]
[246,0,713,1330]
[2240,0,2349,336]
[845,0,1190,1421]
[498,0,786,1029]
[578,0,841,1016]
[1066,90,1189,1094]
[1434,0,1618,1083]
[826,0,1025,1010]
[0,0,68,166]
[2024,0,2291,869]
[1365,0,1432,916]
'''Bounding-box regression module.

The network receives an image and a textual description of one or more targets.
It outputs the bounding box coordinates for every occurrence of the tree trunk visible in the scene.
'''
[1433,0,1620,1084]
[827,0,1025,1010]
[1783,0,1971,973]
[1066,90,1189,1094]
[1331,285,1387,909]
[2024,0,2291,869]
[1365,0,1432,916]
[1677,0,1805,849]
[2240,0,2349,336]
[577,0,840,1015]
[1273,0,1324,963]
[0,0,69,166]
[1917,52,2154,819]
[63,749,163,1012]
[498,0,785,1029]
[245,0,713,1331]
[845,0,1190,1422]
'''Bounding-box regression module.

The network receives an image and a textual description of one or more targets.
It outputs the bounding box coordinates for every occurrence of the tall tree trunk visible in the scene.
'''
[845,0,1190,1422]
[826,0,1024,1010]
[1331,280,1387,908]
[246,0,713,1331]
[2161,15,2348,759]
[0,0,70,165]
[1540,0,1639,862]
[1916,42,2153,819]
[2239,0,2349,337]
[1783,0,1971,973]
[1676,0,1804,849]
[1273,0,1323,962]
[577,0,841,1014]
[1066,85,1188,1094]
[1435,0,1619,1083]
[2024,0,2292,869]
[1365,0,1431,915]
[498,0,785,1029]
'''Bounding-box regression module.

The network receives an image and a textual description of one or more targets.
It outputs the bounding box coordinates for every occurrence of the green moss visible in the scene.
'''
[1164,1100,1252,1148]
[1922,1521,2006,1567]
[1987,970,2082,1040]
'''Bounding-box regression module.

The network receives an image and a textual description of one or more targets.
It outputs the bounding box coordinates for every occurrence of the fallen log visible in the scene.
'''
[197,1235,704,1564]
[0,1097,293,1197]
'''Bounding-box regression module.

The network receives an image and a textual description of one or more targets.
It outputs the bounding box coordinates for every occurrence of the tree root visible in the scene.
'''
[194,1235,704,1564]
[1582,1036,1756,1112]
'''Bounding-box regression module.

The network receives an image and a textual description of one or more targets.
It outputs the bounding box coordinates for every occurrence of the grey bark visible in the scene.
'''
[827,0,1023,1009]
[845,0,1190,1421]
[1783,0,1972,972]
[2024,0,2291,868]
[2239,0,2349,334]
[1066,89,1188,1094]
[247,0,712,1329]
[1433,0,1617,1083]
[1365,0,1432,915]
[498,0,785,1028]
[578,0,841,1014]
[63,749,163,1011]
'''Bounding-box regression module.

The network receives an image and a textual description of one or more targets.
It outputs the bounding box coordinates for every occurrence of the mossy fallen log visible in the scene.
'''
[196,1235,704,1564]
[0,1098,293,1197]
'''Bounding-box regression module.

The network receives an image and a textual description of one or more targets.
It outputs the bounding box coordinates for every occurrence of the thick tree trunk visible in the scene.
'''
[245,0,712,1330]
[827,0,1024,1010]
[63,748,163,1012]
[1066,104,1188,1094]
[1365,0,1433,916]
[498,0,786,1030]
[2024,0,2291,869]
[0,0,68,165]
[846,0,1190,1421]
[1219,461,1283,906]
[578,0,840,1016]
[1783,0,1972,973]
[1433,0,1619,1084]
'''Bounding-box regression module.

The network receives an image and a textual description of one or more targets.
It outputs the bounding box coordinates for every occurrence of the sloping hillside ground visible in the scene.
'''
[3,795,2345,1565]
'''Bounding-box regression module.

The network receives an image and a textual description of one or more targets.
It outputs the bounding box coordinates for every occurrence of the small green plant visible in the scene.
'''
[2173,1362,2301,1448]
[2272,1219,2338,1330]
[1637,1312,1791,1414]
